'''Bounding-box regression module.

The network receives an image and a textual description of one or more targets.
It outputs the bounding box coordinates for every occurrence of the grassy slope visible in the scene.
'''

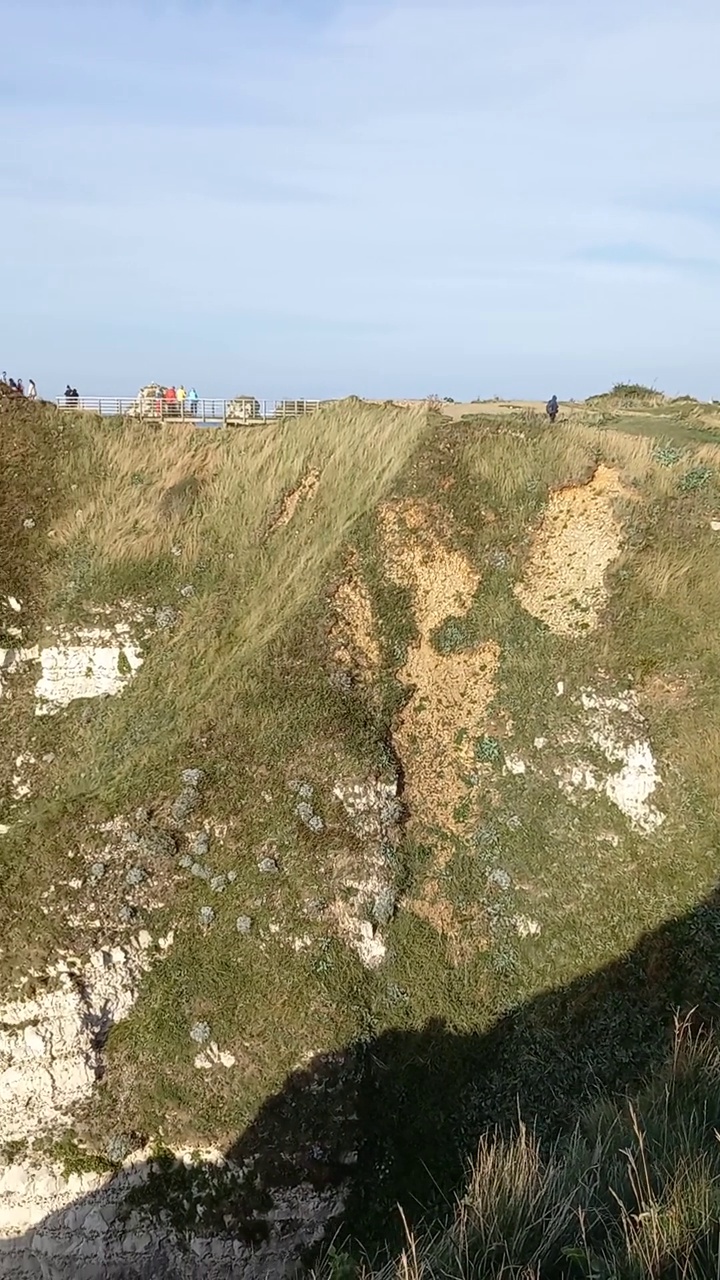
[1,397,432,1138]
[316,1022,720,1280]
[4,392,720,1272]
[327,413,720,1259]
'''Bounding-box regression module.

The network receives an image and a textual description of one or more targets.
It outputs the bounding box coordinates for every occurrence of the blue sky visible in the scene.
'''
[3,0,720,400]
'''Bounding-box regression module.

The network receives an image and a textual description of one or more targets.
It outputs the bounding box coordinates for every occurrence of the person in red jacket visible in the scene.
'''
[164,385,178,417]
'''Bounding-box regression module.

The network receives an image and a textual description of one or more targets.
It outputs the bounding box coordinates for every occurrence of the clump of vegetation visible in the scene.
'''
[431,616,479,654]
[609,381,659,401]
[40,1130,118,1178]
[587,382,664,410]
[0,387,84,627]
[679,463,714,492]
[473,735,502,764]
[653,443,683,467]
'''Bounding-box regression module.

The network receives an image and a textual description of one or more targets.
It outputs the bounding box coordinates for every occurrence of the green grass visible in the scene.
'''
[601,410,720,448]
[313,1021,720,1280]
[6,393,720,1263]
[39,1130,118,1179]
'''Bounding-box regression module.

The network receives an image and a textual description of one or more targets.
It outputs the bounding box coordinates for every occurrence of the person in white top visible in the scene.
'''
[27,379,37,400]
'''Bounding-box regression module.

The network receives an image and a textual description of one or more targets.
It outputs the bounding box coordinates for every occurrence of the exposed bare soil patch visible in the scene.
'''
[329,561,381,681]
[514,465,633,635]
[271,468,321,531]
[378,500,500,952]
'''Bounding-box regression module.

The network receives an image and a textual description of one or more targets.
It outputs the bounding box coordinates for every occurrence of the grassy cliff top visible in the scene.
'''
[3,388,720,1275]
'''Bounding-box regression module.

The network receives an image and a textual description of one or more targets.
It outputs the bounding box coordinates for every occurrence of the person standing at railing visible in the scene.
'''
[164,385,177,417]
[177,384,187,416]
[188,386,198,416]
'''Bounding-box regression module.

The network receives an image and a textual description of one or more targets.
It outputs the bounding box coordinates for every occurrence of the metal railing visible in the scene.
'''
[55,396,321,423]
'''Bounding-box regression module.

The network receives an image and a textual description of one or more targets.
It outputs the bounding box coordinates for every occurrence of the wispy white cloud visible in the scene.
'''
[3,0,720,397]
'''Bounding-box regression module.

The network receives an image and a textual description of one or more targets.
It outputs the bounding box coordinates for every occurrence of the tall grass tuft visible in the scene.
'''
[316,1019,720,1280]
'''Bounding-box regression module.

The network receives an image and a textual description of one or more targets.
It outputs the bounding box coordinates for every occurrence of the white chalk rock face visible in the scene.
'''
[35,625,144,716]
[0,937,154,1145]
[1,609,148,715]
[556,687,665,834]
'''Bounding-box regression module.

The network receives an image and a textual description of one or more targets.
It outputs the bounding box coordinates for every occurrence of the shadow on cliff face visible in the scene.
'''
[5,881,720,1278]
[228,879,720,1257]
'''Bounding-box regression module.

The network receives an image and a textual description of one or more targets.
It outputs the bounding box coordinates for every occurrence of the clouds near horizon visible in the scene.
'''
[3,0,720,399]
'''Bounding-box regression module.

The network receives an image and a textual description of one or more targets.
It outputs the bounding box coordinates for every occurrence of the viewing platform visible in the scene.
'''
[55,396,321,424]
